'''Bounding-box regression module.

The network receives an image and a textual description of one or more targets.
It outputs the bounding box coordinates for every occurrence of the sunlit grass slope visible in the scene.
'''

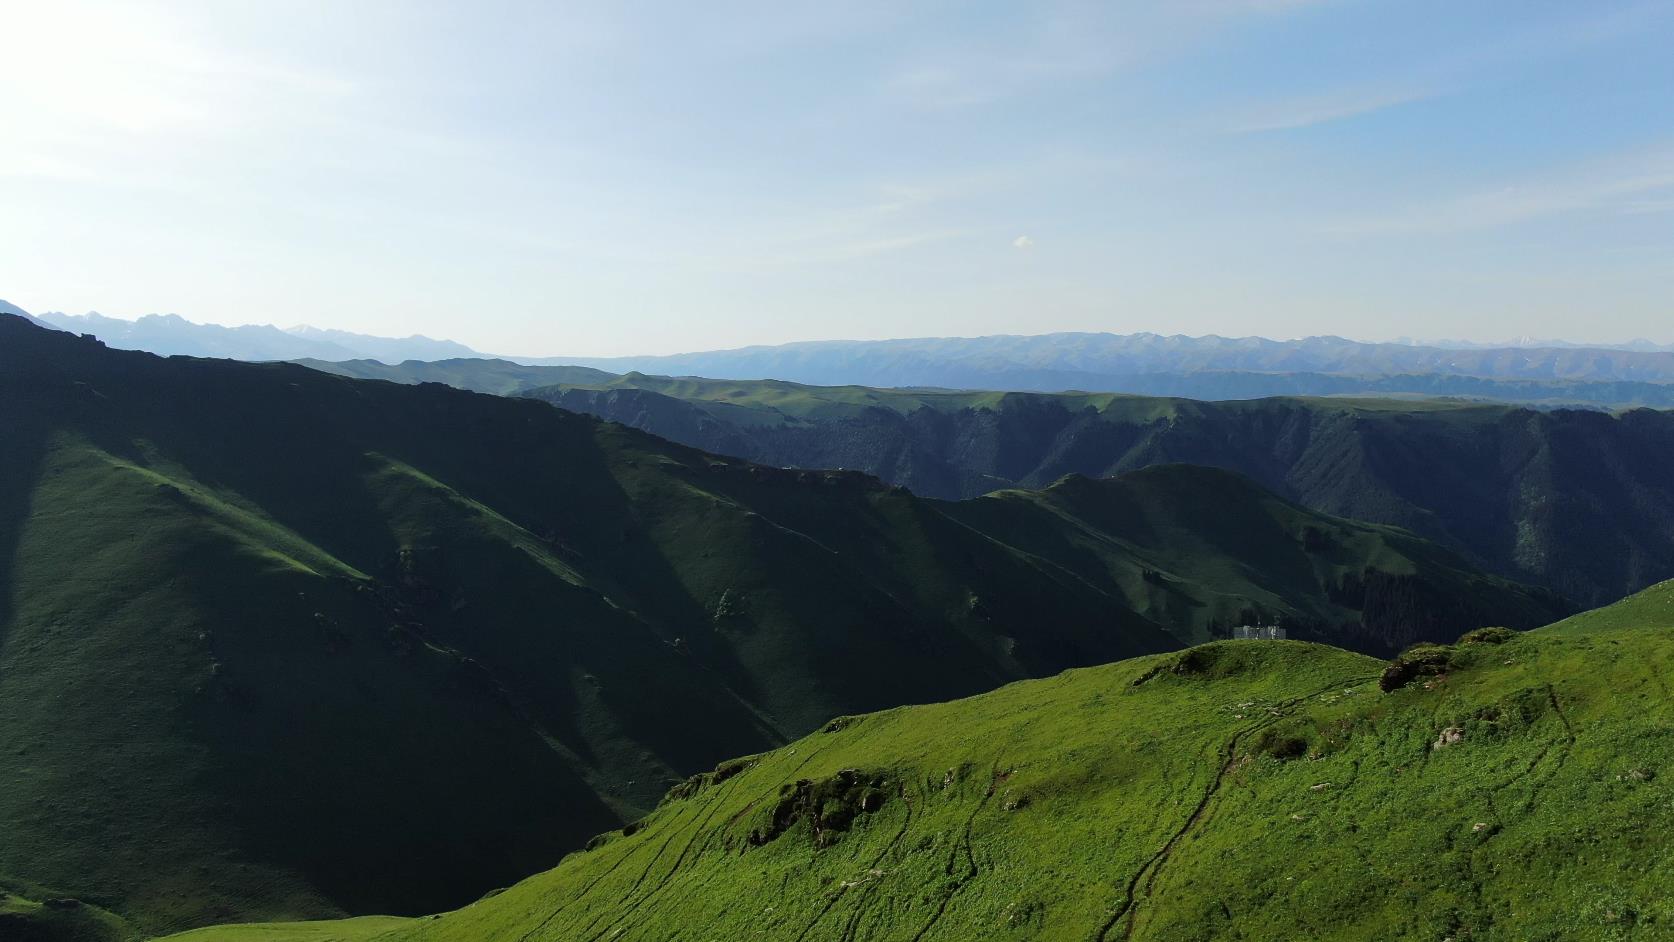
[178,611,1673,942]
[1546,577,1674,635]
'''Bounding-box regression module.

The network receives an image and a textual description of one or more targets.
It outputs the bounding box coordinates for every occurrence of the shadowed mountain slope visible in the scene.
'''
[296,360,1674,607]
[526,380,1674,609]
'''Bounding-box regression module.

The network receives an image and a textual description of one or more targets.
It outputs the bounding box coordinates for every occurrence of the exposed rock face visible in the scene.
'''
[1433,726,1466,749]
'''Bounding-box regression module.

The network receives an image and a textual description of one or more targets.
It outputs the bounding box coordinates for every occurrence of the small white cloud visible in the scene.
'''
[1013,235,1035,249]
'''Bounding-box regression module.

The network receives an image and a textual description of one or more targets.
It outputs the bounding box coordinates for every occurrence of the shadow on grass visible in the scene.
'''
[0,410,50,652]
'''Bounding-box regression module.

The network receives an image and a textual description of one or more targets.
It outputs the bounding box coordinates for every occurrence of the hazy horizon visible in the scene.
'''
[17,303,1674,358]
[5,1,1672,355]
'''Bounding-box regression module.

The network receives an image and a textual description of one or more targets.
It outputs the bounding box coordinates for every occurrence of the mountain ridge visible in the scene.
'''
[22,310,484,364]
[283,358,1674,607]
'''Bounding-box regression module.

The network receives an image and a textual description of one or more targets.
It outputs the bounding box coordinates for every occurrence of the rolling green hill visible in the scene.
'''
[529,378,1671,609]
[292,358,1674,608]
[0,313,1563,936]
[165,585,1674,942]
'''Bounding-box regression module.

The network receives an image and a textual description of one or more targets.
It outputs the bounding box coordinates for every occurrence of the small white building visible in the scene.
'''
[1233,624,1287,640]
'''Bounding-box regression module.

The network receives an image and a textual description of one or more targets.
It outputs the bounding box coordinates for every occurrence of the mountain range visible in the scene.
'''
[296,359,1674,609]
[0,312,1570,939]
[11,301,1674,405]
[8,306,1674,942]
[19,308,479,364]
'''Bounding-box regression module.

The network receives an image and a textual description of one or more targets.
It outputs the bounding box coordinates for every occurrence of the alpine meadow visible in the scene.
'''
[4,1,1673,940]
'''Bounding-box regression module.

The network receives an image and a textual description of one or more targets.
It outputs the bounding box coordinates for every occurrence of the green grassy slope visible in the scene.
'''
[1545,578,1674,635]
[2,314,1561,935]
[179,603,1674,942]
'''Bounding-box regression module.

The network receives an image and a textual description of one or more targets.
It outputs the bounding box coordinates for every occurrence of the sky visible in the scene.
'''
[2,0,1671,356]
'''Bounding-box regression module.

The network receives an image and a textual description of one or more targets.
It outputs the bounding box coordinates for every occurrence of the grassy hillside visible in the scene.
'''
[170,598,1674,942]
[0,314,1560,936]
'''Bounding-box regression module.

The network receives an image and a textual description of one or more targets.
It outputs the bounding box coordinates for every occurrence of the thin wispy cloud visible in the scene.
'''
[1621,198,1674,216]
[1225,3,1666,138]
[1231,85,1440,133]
[880,0,1333,110]
[1331,145,1674,235]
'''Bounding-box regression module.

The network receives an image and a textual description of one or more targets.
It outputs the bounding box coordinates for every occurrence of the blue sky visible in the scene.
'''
[2,0,1670,355]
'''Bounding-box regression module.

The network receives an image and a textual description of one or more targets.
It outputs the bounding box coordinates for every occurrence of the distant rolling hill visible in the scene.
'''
[166,581,1674,942]
[514,330,1674,387]
[0,313,1562,936]
[292,359,1674,608]
[303,352,1674,409]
